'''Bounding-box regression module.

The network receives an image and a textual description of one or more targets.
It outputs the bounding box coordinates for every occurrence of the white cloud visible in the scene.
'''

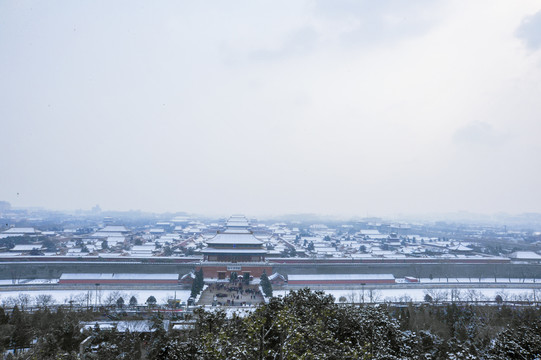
[0,0,540,216]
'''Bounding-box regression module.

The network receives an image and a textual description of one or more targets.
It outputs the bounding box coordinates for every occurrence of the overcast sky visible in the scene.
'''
[1,1,541,217]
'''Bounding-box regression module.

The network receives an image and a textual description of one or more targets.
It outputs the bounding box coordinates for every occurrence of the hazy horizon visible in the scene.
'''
[2,1,541,217]
[5,202,541,226]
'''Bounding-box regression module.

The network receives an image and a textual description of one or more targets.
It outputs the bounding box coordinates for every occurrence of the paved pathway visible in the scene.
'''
[197,283,265,306]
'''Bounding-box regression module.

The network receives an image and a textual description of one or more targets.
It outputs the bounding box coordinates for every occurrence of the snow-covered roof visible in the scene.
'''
[359,230,380,235]
[131,245,156,251]
[226,215,250,228]
[100,225,128,233]
[106,237,125,246]
[60,273,179,280]
[288,274,395,281]
[172,323,196,331]
[201,248,267,254]
[3,227,37,234]
[81,321,154,333]
[269,273,286,281]
[510,251,541,260]
[11,244,43,251]
[350,254,375,259]
[92,232,124,238]
[449,244,473,252]
[171,216,190,223]
[314,247,337,253]
[206,232,263,246]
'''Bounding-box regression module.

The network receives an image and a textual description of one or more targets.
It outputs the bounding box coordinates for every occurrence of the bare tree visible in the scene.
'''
[533,289,541,303]
[10,268,21,284]
[397,294,412,303]
[450,288,462,302]
[465,289,482,302]
[17,293,32,309]
[103,291,123,307]
[368,289,381,303]
[35,294,55,308]
[347,291,358,303]
[73,293,90,307]
[424,289,448,303]
[1,296,17,308]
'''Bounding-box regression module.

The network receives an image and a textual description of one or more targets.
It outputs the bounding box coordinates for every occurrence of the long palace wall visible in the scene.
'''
[0,262,196,280]
[0,260,540,280]
[271,263,541,279]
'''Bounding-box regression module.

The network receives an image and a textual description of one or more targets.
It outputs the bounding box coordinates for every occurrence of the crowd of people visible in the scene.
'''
[206,282,262,306]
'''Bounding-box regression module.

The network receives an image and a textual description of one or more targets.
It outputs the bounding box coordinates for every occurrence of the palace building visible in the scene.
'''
[199,215,271,280]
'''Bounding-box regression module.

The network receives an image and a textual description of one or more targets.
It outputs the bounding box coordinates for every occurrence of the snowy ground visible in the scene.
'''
[274,287,541,303]
[1,287,540,307]
[0,289,192,307]
[200,305,257,318]
[0,279,59,285]
[2,278,541,307]
[413,278,541,284]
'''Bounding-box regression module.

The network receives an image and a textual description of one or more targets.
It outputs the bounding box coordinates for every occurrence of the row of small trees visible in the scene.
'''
[229,271,251,284]
[115,295,145,308]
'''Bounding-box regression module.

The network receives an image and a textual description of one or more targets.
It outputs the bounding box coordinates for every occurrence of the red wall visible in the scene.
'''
[288,279,395,285]
[59,279,178,284]
[200,265,272,278]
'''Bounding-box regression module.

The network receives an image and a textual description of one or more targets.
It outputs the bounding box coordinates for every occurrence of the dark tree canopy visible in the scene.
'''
[146,296,157,306]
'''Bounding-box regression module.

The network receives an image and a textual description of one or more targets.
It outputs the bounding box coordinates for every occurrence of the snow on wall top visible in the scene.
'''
[288,274,395,281]
[60,273,179,280]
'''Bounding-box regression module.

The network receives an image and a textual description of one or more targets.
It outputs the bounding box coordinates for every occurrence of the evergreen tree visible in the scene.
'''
[116,297,124,309]
[0,308,8,325]
[243,272,250,284]
[146,296,157,307]
[190,278,199,299]
[162,245,173,256]
[260,271,273,298]
[197,268,204,290]
[190,268,205,298]
[9,306,31,350]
